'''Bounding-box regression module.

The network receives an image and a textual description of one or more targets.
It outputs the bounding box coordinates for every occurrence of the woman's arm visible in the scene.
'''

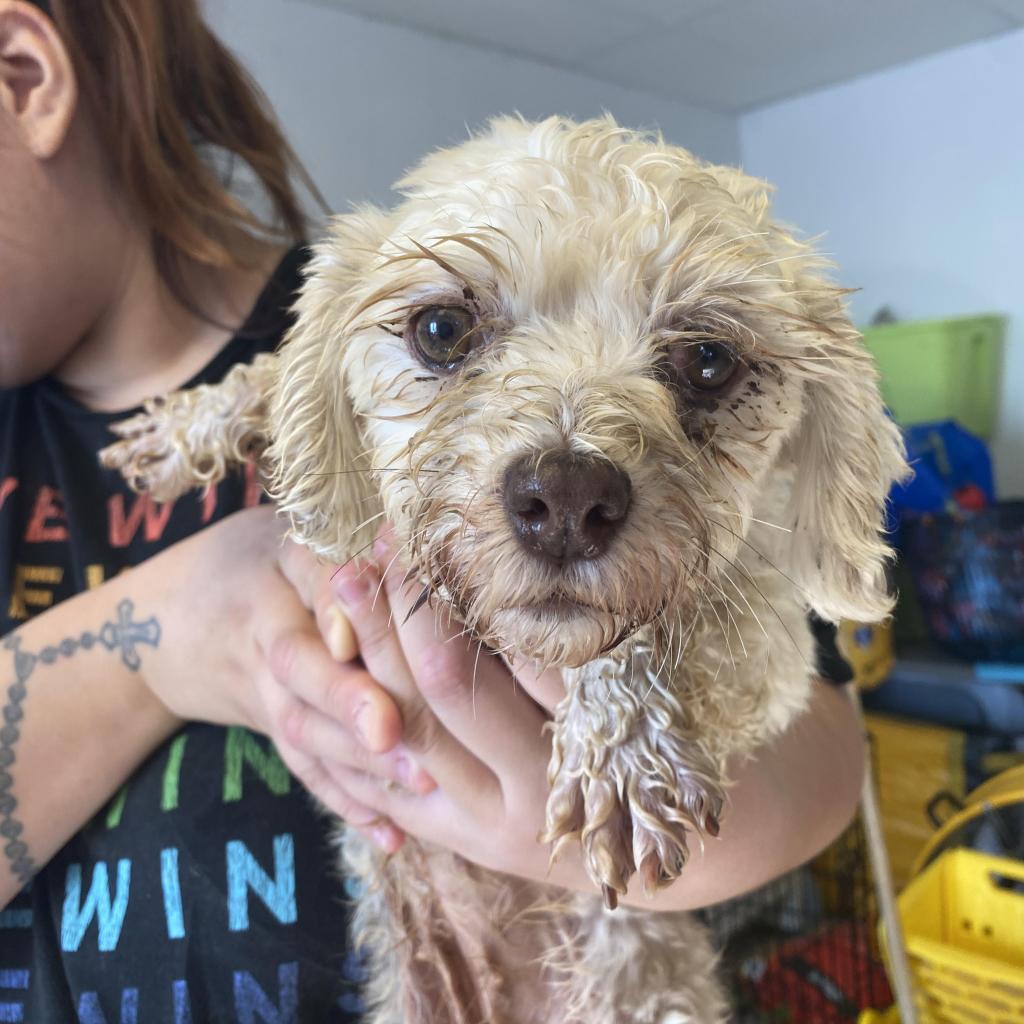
[286,535,866,912]
[0,506,403,910]
[636,679,864,910]
[0,573,181,902]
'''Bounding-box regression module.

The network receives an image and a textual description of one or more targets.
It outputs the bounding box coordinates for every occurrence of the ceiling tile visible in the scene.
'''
[684,0,1011,61]
[305,0,642,64]
[584,25,759,111]
[297,0,1022,112]
[589,0,1016,110]
[976,0,1024,21]
[582,0,727,28]
[452,0,642,63]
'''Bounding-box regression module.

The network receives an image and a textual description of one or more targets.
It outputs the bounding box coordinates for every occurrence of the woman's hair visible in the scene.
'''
[38,0,322,309]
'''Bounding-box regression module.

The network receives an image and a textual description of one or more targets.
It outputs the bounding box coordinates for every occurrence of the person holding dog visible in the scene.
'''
[0,0,865,1020]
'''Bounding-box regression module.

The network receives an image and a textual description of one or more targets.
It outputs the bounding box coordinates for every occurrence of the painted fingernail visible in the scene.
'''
[372,533,393,564]
[333,563,375,607]
[413,769,437,795]
[325,604,358,662]
[372,825,396,852]
[352,702,376,749]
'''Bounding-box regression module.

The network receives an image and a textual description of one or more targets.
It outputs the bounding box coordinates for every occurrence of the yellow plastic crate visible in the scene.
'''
[859,1007,900,1024]
[891,849,1024,1024]
[864,714,966,890]
[912,768,1024,878]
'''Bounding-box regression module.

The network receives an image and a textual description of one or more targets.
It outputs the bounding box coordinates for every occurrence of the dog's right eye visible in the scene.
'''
[410,305,479,371]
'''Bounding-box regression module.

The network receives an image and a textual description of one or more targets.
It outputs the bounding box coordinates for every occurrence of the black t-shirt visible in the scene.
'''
[0,249,365,1023]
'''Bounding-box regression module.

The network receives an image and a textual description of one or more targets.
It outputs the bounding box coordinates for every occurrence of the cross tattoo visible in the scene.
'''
[0,598,162,884]
[98,599,162,671]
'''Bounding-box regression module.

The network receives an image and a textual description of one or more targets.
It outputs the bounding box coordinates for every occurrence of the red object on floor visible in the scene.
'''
[743,922,893,1023]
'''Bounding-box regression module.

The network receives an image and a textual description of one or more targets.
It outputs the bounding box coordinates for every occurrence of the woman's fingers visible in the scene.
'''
[373,535,551,780]
[274,738,404,853]
[505,655,566,715]
[261,624,402,754]
[277,539,361,661]
[320,604,359,662]
[323,762,451,844]
[332,558,499,806]
[280,698,436,795]
[276,534,328,610]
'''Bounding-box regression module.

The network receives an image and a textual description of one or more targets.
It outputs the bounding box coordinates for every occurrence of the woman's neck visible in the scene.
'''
[56,235,279,413]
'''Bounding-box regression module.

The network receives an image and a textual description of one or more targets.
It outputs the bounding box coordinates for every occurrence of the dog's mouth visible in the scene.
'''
[513,595,604,618]
[486,596,647,666]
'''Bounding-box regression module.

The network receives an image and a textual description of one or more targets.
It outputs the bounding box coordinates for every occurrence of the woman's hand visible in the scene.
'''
[141,505,417,840]
[312,530,570,877]
[290,530,866,911]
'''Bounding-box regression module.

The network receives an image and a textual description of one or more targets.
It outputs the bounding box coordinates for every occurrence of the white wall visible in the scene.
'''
[740,29,1024,497]
[205,0,739,211]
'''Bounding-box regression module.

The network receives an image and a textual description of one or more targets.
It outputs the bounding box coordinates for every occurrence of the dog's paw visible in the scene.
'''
[99,398,193,500]
[544,713,725,905]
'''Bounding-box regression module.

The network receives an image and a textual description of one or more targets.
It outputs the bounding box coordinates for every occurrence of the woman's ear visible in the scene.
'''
[779,283,909,624]
[268,211,391,563]
[0,1,77,158]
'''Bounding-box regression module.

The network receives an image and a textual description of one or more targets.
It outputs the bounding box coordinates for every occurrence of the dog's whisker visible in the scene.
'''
[705,515,810,601]
[328,532,384,584]
[716,564,772,646]
[686,560,747,623]
[696,575,739,673]
[470,639,484,720]
[403,585,432,623]
[710,544,809,667]
[300,467,441,477]
[695,570,745,641]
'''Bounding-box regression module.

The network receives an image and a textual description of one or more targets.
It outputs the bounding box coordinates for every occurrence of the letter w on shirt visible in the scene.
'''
[61,860,132,953]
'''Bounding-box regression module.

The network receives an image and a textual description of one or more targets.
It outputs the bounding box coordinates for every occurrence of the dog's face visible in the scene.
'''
[271,117,907,667]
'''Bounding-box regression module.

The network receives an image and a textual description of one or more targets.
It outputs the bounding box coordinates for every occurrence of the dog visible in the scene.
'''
[101,115,908,1024]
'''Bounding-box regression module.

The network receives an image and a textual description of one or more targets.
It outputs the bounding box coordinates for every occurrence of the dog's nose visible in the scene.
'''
[503,451,632,564]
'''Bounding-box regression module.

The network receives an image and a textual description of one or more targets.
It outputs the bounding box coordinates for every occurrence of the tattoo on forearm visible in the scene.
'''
[0,599,160,884]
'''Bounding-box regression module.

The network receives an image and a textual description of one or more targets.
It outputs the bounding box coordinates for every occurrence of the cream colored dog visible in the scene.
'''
[101,116,907,1024]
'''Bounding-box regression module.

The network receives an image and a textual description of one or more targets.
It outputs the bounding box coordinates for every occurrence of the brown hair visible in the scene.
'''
[40,0,322,308]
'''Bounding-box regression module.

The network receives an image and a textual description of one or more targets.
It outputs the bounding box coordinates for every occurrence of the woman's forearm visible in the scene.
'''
[0,565,181,909]
[619,680,866,911]
[0,505,373,911]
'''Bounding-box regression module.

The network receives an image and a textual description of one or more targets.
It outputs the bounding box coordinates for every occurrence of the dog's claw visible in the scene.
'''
[98,406,175,496]
[545,704,726,904]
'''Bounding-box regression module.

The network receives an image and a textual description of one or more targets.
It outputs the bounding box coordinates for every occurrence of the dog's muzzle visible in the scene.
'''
[503,450,632,565]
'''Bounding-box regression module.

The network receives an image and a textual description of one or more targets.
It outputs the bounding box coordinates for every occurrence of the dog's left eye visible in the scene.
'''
[667,341,739,392]
[410,305,479,370]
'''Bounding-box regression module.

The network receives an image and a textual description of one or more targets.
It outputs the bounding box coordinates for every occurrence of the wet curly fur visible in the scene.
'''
[101,116,908,1023]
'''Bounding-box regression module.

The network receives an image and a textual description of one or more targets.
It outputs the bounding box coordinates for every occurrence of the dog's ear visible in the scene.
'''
[268,212,390,563]
[701,162,908,623]
[778,283,908,624]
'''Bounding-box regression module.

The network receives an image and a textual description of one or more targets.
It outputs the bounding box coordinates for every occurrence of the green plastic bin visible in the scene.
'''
[861,314,1004,437]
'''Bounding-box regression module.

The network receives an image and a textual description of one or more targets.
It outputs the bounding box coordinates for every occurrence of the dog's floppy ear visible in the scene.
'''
[778,284,909,624]
[268,213,389,563]
[703,160,909,622]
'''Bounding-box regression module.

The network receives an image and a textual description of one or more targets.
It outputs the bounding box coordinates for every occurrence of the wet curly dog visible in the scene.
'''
[101,116,907,1024]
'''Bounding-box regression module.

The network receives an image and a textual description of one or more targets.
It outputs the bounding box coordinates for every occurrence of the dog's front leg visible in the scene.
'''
[543,642,726,905]
[99,352,277,501]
